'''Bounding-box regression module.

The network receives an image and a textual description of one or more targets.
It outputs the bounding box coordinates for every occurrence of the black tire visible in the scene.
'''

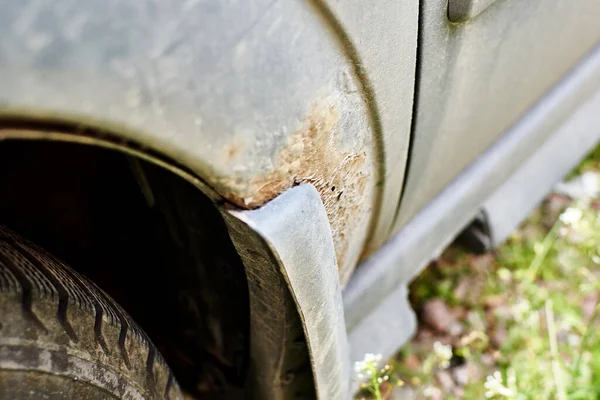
[0,225,183,400]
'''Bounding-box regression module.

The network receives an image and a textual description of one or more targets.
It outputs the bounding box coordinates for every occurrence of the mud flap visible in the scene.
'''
[223,184,351,399]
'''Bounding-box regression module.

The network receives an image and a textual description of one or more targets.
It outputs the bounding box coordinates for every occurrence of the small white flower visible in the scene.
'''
[355,353,390,392]
[364,353,381,363]
[354,362,363,373]
[560,207,583,226]
[484,371,515,398]
[433,341,453,369]
[355,353,383,374]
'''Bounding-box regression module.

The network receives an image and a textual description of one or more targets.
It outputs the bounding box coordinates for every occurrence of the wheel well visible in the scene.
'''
[0,139,250,398]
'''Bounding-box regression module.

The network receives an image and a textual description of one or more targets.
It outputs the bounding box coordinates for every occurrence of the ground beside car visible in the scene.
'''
[354,146,600,400]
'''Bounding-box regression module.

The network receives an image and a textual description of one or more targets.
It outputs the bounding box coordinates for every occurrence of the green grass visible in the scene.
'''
[355,156,600,399]
[568,145,600,178]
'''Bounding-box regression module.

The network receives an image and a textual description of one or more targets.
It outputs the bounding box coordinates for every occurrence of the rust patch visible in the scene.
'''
[223,142,244,163]
[221,99,372,271]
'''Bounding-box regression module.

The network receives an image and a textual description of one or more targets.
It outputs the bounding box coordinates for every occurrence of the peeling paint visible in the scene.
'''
[220,97,373,277]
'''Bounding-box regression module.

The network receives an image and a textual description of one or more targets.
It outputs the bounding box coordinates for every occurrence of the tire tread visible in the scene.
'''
[0,225,182,400]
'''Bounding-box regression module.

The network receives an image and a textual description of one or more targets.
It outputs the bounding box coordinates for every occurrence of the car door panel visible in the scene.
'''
[319,0,419,255]
[394,0,600,231]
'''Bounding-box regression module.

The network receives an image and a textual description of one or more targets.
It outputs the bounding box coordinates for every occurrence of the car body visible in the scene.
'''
[1,0,600,398]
